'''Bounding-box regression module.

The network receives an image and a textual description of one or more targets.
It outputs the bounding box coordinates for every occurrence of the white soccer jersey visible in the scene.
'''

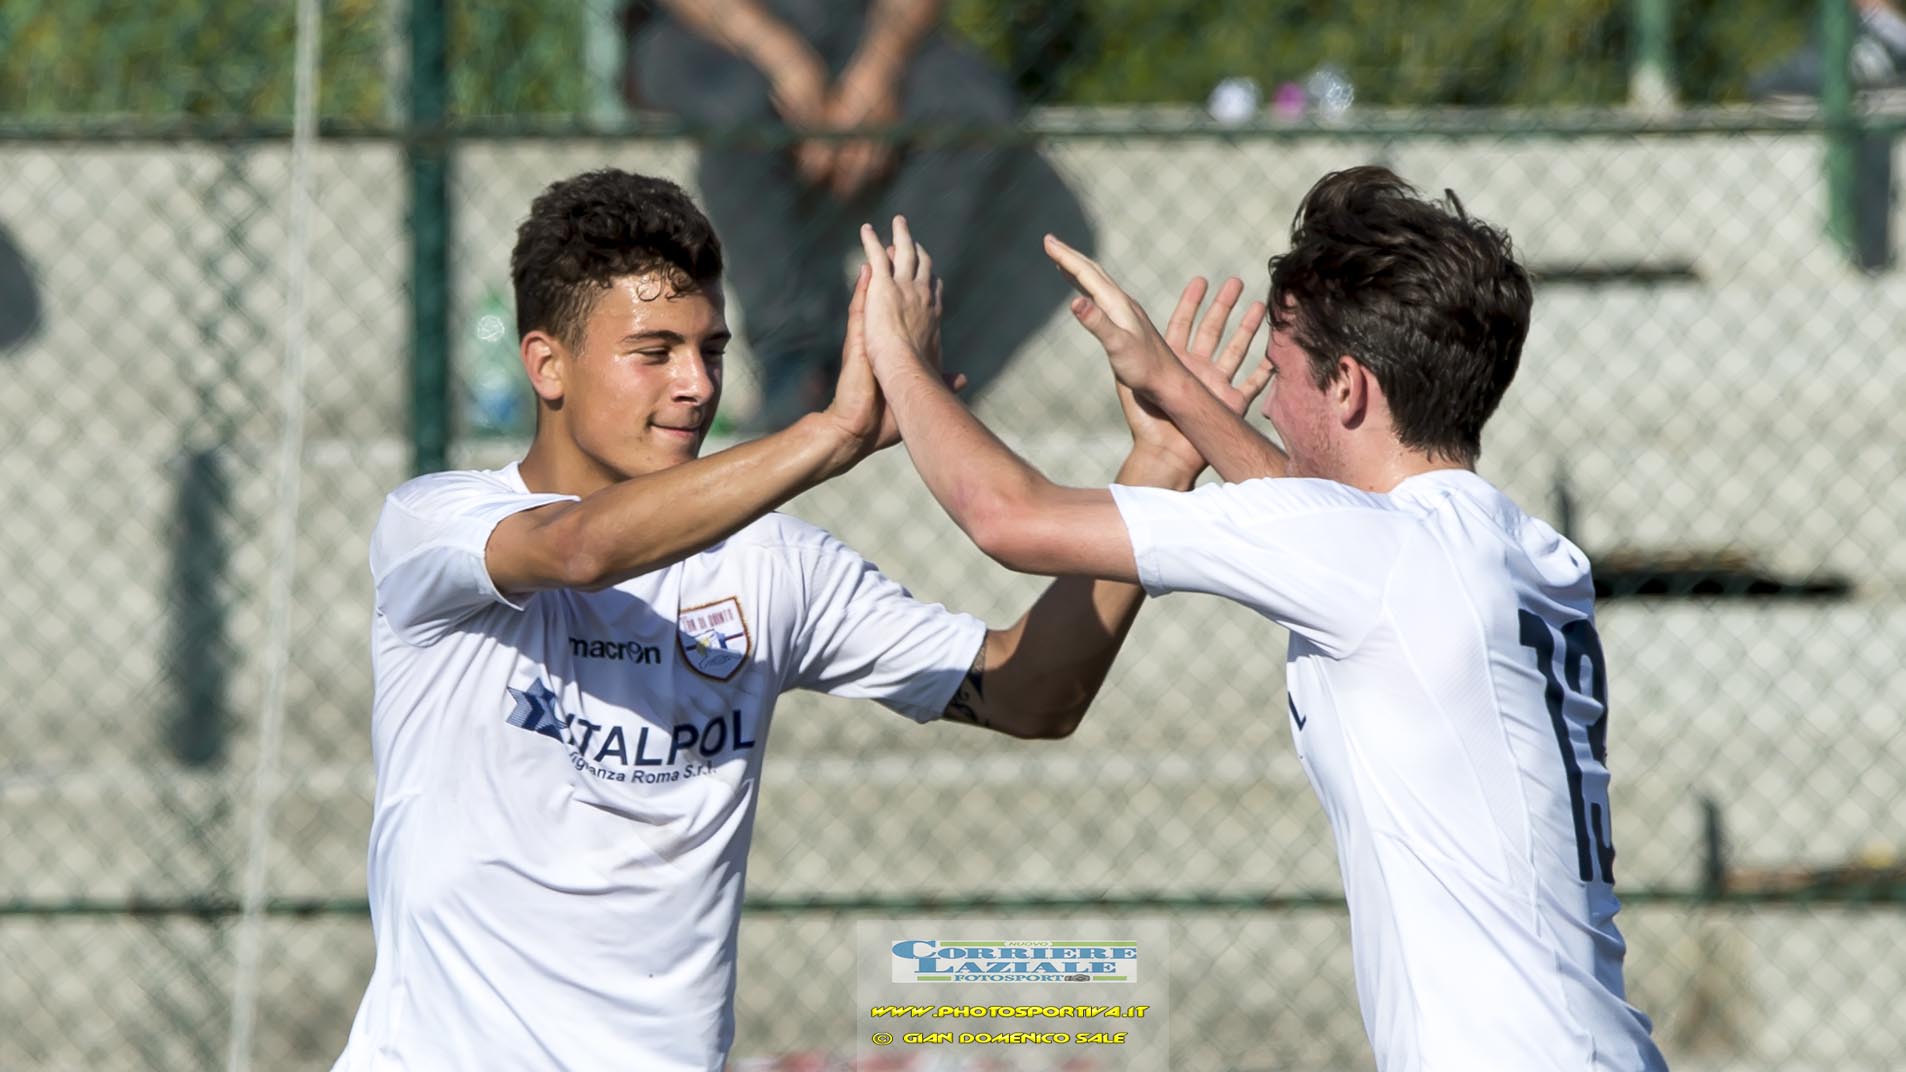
[1112,470,1667,1072]
[335,462,986,1072]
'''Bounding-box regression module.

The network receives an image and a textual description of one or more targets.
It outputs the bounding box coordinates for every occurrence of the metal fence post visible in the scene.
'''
[1629,0,1677,112]
[1821,0,1858,260]
[407,0,450,475]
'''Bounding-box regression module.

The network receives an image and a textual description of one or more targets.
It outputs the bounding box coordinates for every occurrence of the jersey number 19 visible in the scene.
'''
[1518,609,1616,885]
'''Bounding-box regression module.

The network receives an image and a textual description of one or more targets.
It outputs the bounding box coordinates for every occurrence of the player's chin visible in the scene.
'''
[648,423,706,458]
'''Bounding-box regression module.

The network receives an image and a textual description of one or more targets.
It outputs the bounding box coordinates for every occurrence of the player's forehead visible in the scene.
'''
[1266,322,1308,371]
[1267,297,1307,352]
[583,272,728,345]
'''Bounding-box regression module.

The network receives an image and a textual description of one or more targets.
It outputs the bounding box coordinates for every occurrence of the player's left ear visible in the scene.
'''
[522,331,566,403]
[1332,355,1369,427]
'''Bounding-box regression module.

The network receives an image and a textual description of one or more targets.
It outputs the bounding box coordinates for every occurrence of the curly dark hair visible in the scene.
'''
[510,169,724,348]
[1269,166,1532,466]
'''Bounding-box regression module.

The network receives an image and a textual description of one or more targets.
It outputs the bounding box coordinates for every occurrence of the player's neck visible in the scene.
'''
[519,429,656,497]
[1335,444,1470,494]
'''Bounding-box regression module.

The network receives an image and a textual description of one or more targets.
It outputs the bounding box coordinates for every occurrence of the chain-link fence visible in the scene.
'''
[3,1,1904,1069]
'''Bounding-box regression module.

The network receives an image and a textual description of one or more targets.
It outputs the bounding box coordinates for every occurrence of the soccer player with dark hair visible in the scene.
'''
[858,167,1670,1071]
[330,168,1258,1071]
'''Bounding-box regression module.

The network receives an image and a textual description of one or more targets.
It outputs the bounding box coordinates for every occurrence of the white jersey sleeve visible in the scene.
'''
[1110,478,1415,658]
[781,526,987,722]
[369,471,576,646]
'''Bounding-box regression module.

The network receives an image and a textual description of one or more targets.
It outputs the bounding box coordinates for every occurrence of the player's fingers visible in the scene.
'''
[844,262,871,338]
[835,308,874,394]
[1217,300,1268,379]
[942,371,968,392]
[848,261,871,310]
[1239,350,1276,405]
[933,277,944,318]
[1164,277,1208,351]
[1043,234,1115,296]
[1192,276,1245,360]
[891,215,917,280]
[859,223,893,277]
[1068,295,1121,347]
[1043,234,1130,319]
[915,242,934,287]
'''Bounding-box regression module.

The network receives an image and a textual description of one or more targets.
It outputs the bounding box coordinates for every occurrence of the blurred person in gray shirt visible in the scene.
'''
[624,0,1091,430]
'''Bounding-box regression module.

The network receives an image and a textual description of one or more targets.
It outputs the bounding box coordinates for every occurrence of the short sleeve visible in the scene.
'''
[784,532,987,723]
[1110,478,1411,658]
[369,472,576,646]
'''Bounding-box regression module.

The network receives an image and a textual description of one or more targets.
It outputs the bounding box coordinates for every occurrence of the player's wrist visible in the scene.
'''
[1118,445,1200,491]
[1144,361,1211,421]
[786,411,866,479]
[1113,343,1180,405]
[871,345,929,382]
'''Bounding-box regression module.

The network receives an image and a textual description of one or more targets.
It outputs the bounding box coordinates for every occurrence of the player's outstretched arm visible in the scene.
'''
[855,218,1138,582]
[486,270,895,596]
[854,219,1287,739]
[1045,235,1290,484]
[933,445,1189,739]
[926,276,1282,738]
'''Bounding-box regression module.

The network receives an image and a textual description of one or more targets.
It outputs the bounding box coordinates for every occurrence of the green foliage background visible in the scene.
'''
[947,0,1812,106]
[0,0,1812,120]
[0,0,584,121]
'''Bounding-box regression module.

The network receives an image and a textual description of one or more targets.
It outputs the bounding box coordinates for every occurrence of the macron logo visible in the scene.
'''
[569,636,661,664]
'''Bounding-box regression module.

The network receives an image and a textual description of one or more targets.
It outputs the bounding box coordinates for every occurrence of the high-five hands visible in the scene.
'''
[830,216,957,457]
[821,264,895,455]
[1044,235,1273,416]
[1159,276,1273,417]
[848,217,1277,481]
[1047,235,1290,483]
[1113,275,1272,477]
[857,216,944,380]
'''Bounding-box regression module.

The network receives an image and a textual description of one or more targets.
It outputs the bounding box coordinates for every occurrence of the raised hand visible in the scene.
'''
[1160,275,1273,418]
[1045,234,1274,405]
[830,221,964,458]
[1116,276,1273,476]
[1043,234,1184,399]
[857,215,944,379]
[822,263,894,455]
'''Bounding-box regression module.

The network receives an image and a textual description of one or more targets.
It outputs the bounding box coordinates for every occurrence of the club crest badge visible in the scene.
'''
[678,596,751,681]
